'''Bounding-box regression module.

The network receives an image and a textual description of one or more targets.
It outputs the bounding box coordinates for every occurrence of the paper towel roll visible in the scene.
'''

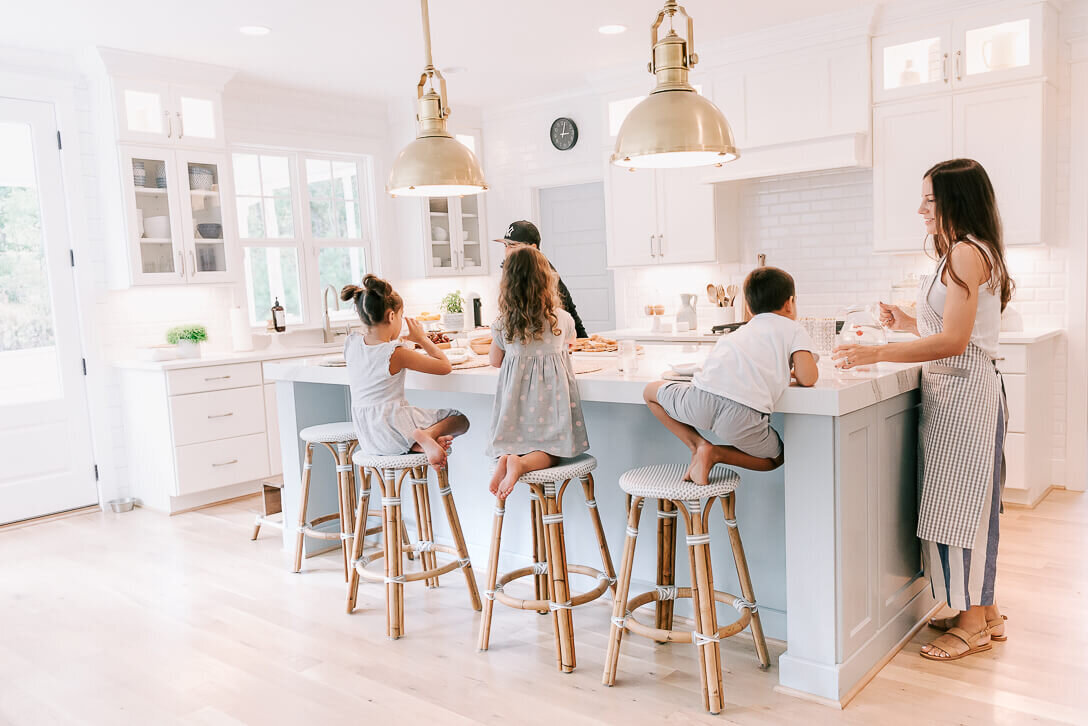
[230,307,254,352]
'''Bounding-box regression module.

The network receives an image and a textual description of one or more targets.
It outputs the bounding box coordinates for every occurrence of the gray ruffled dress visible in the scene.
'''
[486,309,589,458]
[345,333,461,455]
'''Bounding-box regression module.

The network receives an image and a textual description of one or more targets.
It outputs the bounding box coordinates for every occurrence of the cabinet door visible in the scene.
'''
[170,85,225,148]
[953,84,1044,246]
[872,98,953,253]
[951,5,1045,91]
[456,194,489,275]
[657,169,716,264]
[175,150,235,282]
[873,26,953,103]
[264,383,282,477]
[121,146,186,285]
[423,197,459,276]
[604,162,658,267]
[114,78,172,144]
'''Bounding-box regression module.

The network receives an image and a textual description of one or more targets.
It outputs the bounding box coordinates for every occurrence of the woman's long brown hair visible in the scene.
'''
[925,159,1015,310]
[498,246,562,345]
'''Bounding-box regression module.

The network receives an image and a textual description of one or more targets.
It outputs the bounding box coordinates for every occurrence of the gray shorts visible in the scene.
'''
[656,382,782,459]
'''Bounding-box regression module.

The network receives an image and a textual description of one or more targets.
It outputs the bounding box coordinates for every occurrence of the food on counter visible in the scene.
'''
[417,312,441,321]
[643,304,667,316]
[426,331,452,349]
[469,335,492,356]
[571,335,619,353]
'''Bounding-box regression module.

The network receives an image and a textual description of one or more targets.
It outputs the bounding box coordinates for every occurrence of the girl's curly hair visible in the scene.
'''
[498,246,562,345]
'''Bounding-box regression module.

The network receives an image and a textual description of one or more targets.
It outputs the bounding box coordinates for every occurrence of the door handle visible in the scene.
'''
[208,412,234,419]
[176,111,184,139]
[189,251,196,276]
[212,459,239,467]
[165,110,173,138]
[955,50,963,81]
[942,53,950,83]
[177,251,184,277]
[650,234,656,258]
[656,234,663,258]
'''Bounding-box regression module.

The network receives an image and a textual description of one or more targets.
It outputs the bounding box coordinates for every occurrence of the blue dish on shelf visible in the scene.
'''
[196,223,222,239]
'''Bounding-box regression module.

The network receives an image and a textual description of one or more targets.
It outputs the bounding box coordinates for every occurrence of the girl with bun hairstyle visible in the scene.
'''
[341,274,469,469]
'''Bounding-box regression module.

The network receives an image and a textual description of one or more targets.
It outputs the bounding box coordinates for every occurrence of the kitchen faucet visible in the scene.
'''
[322,284,351,343]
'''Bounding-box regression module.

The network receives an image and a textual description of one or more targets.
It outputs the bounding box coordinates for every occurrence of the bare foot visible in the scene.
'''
[686,442,717,485]
[414,429,448,470]
[437,434,454,455]
[489,455,509,496]
[497,455,525,500]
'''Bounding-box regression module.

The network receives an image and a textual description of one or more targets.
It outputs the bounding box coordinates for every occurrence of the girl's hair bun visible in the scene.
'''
[340,284,362,303]
[345,274,403,327]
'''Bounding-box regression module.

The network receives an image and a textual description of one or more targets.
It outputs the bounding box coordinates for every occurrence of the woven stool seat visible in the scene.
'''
[619,463,739,500]
[352,450,430,470]
[300,422,357,444]
[516,454,597,484]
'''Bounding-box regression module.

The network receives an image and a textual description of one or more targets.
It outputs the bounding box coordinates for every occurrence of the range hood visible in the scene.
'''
[698,132,870,183]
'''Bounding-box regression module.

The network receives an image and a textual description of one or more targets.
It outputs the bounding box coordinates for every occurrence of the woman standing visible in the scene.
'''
[834,159,1014,661]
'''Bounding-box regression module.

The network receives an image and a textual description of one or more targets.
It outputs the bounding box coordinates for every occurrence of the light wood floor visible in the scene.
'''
[2,490,1087,726]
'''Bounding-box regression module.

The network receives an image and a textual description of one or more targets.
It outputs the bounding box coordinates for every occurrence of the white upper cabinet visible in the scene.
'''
[170,85,225,147]
[873,3,1055,103]
[420,193,489,278]
[605,163,658,267]
[115,78,224,148]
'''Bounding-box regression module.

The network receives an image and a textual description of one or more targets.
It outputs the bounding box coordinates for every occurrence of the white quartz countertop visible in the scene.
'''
[265,346,921,417]
[113,344,346,371]
[601,328,1062,346]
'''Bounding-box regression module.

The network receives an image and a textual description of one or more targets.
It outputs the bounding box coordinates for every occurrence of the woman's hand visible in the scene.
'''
[878,302,917,334]
[832,344,884,370]
[404,317,427,345]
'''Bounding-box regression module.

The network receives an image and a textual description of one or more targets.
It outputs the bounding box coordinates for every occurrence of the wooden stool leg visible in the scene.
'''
[436,467,482,611]
[334,442,353,582]
[251,517,262,540]
[580,474,617,593]
[655,499,679,635]
[684,499,724,715]
[541,482,575,673]
[603,495,644,687]
[477,496,507,651]
[410,467,439,587]
[292,444,314,573]
[380,468,407,639]
[723,492,771,669]
[530,493,549,613]
[346,468,372,613]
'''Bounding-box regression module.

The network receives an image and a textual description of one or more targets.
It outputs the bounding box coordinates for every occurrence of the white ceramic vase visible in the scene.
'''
[176,340,202,359]
[440,312,465,331]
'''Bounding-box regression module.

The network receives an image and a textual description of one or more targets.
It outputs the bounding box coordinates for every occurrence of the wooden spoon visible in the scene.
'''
[715,284,726,307]
[707,284,719,307]
[726,284,739,307]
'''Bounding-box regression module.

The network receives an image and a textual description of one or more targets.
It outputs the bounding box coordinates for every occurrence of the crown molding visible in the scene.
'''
[96,47,236,88]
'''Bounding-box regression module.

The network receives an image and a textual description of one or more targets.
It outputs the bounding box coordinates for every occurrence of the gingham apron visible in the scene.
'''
[916,256,1006,549]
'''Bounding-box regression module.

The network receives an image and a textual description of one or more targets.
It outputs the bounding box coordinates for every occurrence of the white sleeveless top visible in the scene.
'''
[924,237,1002,359]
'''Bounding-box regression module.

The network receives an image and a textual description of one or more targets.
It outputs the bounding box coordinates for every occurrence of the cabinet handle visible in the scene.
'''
[208,412,234,419]
[204,375,232,381]
[656,234,664,258]
[212,459,239,468]
[942,53,950,83]
[165,110,173,138]
[176,111,184,139]
[650,234,656,258]
[955,50,963,81]
[189,251,196,276]
[177,251,184,277]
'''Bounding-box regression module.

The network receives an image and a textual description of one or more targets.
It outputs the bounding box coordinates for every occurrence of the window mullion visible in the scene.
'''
[297,155,322,329]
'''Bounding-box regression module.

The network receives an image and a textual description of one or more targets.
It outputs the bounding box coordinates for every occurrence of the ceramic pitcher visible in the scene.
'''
[676,293,698,331]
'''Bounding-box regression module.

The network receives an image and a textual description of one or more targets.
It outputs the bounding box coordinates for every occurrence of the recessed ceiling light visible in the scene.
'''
[598,24,627,35]
[239,25,271,36]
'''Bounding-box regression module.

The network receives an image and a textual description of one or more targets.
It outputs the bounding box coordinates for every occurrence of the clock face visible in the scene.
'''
[550,117,578,151]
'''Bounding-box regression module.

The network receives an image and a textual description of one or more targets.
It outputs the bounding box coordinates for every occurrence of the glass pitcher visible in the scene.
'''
[839,304,887,347]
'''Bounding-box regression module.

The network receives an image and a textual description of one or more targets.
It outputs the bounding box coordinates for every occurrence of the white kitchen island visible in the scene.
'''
[265,348,934,706]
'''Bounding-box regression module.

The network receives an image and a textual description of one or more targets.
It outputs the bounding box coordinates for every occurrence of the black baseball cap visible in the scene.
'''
[494,220,540,246]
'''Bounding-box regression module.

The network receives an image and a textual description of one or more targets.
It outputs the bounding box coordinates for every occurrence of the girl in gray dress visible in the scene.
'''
[487,246,588,499]
[341,275,469,469]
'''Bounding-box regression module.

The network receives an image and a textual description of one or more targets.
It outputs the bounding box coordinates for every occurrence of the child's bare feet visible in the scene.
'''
[414,429,448,470]
[436,434,454,455]
[686,442,717,485]
[497,455,525,500]
[489,455,509,496]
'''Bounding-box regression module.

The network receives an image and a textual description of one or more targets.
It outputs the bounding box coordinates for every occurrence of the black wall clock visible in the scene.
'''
[549,117,578,151]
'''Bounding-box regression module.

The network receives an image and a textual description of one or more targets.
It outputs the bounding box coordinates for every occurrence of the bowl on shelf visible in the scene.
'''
[144,216,170,239]
[189,168,215,190]
[432,226,449,241]
[196,223,222,239]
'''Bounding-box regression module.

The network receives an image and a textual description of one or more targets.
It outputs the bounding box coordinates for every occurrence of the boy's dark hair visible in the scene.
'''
[744,266,795,315]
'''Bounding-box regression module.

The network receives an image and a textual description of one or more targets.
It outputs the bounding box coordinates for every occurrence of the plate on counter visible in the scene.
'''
[320,357,347,367]
[662,368,700,382]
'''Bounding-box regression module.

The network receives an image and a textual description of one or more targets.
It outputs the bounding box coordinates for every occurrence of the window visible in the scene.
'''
[232,149,375,328]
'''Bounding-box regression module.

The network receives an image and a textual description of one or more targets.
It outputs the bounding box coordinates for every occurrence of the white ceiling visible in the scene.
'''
[1,1,876,106]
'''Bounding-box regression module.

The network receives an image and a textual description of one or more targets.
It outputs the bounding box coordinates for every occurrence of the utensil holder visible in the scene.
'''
[710,306,736,327]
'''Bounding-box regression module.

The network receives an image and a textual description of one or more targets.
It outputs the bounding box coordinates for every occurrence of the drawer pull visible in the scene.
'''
[204,375,232,382]
[212,459,239,467]
[207,412,234,419]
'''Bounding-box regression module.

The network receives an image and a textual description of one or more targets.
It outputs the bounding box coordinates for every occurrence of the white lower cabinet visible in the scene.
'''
[174,434,270,496]
[997,334,1059,508]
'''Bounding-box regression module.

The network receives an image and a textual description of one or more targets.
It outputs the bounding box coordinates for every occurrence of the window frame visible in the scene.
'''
[231,145,378,329]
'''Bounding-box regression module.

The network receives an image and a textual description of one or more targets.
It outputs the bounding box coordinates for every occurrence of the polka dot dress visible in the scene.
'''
[486,309,589,459]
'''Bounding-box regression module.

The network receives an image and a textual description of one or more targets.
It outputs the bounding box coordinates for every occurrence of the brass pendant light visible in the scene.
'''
[387,0,487,197]
[612,1,738,169]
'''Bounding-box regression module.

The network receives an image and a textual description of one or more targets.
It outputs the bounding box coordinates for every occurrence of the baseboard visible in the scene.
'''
[0,504,99,532]
[1002,484,1057,510]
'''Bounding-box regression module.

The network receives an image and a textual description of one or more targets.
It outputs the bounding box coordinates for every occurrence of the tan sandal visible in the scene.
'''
[929,614,1007,641]
[920,627,992,661]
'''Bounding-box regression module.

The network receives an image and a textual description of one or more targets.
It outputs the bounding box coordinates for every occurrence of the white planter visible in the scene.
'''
[440,312,464,331]
[176,340,202,359]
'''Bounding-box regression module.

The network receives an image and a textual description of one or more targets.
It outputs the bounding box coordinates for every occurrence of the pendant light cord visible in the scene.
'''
[420,0,434,71]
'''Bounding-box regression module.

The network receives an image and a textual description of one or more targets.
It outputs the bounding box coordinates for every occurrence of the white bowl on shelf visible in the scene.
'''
[144,216,170,239]
[432,226,449,241]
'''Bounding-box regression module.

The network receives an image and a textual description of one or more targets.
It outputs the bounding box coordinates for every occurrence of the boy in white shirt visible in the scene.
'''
[644,267,820,484]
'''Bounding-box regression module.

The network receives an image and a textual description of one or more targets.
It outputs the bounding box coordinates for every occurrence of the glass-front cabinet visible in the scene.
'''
[873,4,1051,102]
[121,145,234,285]
[113,78,224,149]
[422,193,488,277]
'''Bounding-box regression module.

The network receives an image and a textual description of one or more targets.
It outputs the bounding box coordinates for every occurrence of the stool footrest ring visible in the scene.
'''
[617,587,754,644]
[493,563,611,612]
[353,544,464,584]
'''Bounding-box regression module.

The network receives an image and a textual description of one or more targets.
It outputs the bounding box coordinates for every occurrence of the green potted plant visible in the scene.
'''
[166,324,208,359]
[440,290,465,331]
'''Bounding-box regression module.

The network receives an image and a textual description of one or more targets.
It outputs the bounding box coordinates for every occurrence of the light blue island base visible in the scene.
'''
[267,356,936,706]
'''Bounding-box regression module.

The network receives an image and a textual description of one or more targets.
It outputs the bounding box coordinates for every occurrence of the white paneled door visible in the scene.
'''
[539,183,615,334]
[0,98,97,524]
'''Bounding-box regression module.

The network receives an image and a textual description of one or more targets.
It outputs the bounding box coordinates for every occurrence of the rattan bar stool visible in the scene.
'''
[602,464,770,715]
[346,451,481,639]
[477,454,617,674]
[293,422,371,580]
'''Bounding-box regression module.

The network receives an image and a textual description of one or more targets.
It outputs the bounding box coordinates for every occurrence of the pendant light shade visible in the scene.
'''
[612,1,738,169]
[388,0,487,197]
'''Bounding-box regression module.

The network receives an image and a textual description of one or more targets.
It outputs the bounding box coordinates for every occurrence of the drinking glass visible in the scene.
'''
[618,340,638,374]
